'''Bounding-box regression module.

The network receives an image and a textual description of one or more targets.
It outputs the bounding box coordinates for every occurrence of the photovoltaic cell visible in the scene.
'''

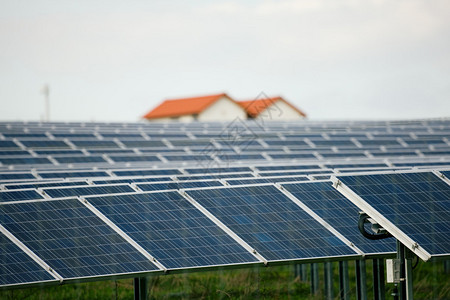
[185,167,252,174]
[338,172,450,256]
[86,192,259,269]
[42,184,135,198]
[0,190,44,202]
[0,232,56,287]
[0,199,159,279]
[20,140,70,148]
[281,182,395,254]
[187,185,358,261]
[0,157,53,165]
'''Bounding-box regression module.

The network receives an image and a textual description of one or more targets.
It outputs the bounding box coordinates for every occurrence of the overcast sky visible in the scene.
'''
[0,0,449,122]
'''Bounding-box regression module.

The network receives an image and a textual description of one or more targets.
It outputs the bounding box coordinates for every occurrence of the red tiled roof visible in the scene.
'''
[143,93,231,119]
[238,97,307,118]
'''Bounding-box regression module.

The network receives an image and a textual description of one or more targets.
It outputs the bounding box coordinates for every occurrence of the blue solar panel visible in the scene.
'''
[136,180,222,191]
[320,152,367,158]
[0,157,52,165]
[176,172,255,181]
[4,181,88,190]
[112,169,182,177]
[338,172,450,255]
[0,173,36,180]
[0,150,30,156]
[217,154,265,161]
[43,184,135,198]
[92,177,173,185]
[164,155,212,161]
[120,140,166,148]
[54,156,107,164]
[324,163,388,169]
[256,165,320,171]
[0,190,44,202]
[109,155,161,162]
[38,171,110,179]
[185,167,252,174]
[281,182,396,254]
[20,140,70,148]
[392,162,450,167]
[70,140,119,148]
[226,176,309,186]
[187,185,358,261]
[34,150,84,155]
[0,199,159,279]
[0,141,20,148]
[86,192,259,269]
[258,170,326,177]
[0,232,56,287]
[269,153,316,160]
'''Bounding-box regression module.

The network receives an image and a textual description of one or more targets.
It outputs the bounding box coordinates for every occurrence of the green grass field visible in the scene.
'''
[1,260,448,299]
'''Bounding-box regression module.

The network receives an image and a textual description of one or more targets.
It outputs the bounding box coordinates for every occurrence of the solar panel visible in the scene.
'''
[336,172,450,258]
[0,232,56,287]
[70,140,119,148]
[0,189,44,202]
[86,192,259,269]
[136,180,222,191]
[185,167,252,174]
[20,140,70,149]
[187,185,358,261]
[0,199,159,279]
[164,155,212,161]
[4,180,89,190]
[120,140,166,148]
[0,150,30,156]
[91,177,173,185]
[281,182,396,255]
[0,157,53,165]
[0,173,36,180]
[54,156,107,164]
[255,165,320,171]
[0,141,20,149]
[112,169,182,177]
[38,171,110,179]
[176,172,255,181]
[226,175,309,186]
[109,155,161,162]
[269,153,316,160]
[42,184,135,198]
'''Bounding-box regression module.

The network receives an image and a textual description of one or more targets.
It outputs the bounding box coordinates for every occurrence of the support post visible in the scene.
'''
[134,277,147,300]
[301,263,308,282]
[310,263,319,295]
[355,259,367,300]
[339,261,350,300]
[294,264,307,281]
[373,258,386,300]
[324,261,334,299]
[397,241,406,300]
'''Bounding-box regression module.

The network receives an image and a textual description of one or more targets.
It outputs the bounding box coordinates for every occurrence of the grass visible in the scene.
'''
[1,260,448,299]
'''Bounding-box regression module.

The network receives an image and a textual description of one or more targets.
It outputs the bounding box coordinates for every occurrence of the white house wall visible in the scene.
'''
[198,97,247,121]
[256,100,305,121]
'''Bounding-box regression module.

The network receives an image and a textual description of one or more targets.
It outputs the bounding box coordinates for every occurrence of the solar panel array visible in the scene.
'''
[0,119,449,289]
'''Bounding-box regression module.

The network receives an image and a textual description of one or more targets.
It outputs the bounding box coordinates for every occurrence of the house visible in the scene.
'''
[143,93,246,122]
[238,96,307,121]
[143,93,307,122]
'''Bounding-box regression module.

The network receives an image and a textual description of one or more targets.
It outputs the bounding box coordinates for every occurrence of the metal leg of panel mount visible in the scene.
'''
[310,263,319,295]
[373,258,386,300]
[134,277,148,300]
[324,261,334,300]
[355,259,367,300]
[339,261,350,300]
